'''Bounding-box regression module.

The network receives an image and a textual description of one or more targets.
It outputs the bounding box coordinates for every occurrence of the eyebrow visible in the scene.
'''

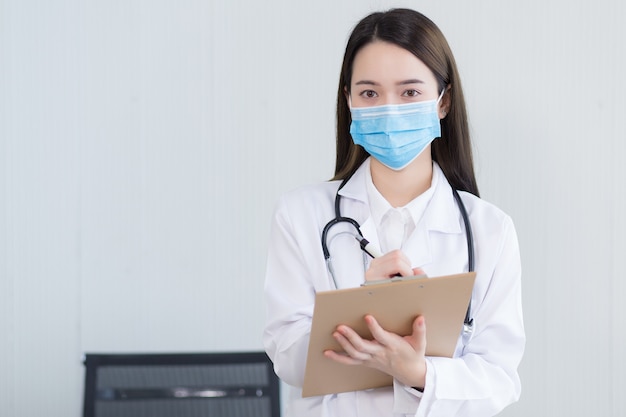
[398,79,425,85]
[354,79,425,86]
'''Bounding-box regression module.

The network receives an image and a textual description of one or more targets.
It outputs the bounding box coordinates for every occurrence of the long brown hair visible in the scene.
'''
[333,8,479,197]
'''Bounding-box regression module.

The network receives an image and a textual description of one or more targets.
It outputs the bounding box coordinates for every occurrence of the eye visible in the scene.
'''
[359,90,378,98]
[402,89,421,97]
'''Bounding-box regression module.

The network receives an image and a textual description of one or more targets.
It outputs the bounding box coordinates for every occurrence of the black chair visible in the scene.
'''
[83,352,280,417]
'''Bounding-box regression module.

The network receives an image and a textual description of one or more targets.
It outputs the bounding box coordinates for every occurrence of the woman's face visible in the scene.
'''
[349,41,443,113]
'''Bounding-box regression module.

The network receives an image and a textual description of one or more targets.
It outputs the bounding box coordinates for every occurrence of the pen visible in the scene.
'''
[355,235,411,280]
[354,236,384,258]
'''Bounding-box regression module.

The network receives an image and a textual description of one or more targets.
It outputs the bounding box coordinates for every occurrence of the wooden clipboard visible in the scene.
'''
[302,272,476,397]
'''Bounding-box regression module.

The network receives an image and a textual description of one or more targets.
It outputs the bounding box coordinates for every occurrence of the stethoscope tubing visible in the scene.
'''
[321,216,363,260]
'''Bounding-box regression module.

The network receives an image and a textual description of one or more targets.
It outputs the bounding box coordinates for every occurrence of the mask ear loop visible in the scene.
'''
[436,87,449,117]
[436,88,446,104]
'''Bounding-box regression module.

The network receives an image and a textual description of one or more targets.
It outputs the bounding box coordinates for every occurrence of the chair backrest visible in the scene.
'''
[83,351,280,417]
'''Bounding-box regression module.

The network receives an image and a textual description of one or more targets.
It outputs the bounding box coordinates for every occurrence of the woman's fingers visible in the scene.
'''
[412,267,426,276]
[323,348,365,365]
[334,326,374,356]
[324,316,428,387]
[364,315,391,346]
[404,315,427,354]
[365,250,414,281]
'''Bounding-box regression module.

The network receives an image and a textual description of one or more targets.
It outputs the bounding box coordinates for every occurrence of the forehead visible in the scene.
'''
[351,41,437,86]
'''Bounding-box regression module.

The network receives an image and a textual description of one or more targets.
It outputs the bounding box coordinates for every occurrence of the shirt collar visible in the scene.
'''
[365,160,440,231]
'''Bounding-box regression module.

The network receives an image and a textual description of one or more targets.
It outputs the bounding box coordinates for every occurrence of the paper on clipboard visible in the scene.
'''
[302,272,476,398]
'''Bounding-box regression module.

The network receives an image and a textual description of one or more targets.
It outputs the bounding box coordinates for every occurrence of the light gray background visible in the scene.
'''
[1,0,624,416]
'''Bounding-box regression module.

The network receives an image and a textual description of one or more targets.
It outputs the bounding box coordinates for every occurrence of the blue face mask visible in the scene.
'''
[349,91,444,170]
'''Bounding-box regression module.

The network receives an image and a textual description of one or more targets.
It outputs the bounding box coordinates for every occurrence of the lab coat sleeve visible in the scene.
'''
[263,194,316,387]
[397,215,525,417]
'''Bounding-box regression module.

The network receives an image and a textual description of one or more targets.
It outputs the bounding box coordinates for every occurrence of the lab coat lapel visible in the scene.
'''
[402,225,432,268]
[404,164,463,269]
[358,216,380,251]
[424,166,463,235]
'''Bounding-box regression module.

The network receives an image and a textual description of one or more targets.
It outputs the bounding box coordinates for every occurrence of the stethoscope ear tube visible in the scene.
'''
[452,188,475,333]
[452,189,474,272]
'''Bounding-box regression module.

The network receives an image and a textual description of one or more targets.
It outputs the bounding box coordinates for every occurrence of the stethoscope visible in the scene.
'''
[321,178,475,335]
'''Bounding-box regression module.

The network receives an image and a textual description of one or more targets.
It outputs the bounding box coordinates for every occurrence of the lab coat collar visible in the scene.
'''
[422,162,464,235]
[336,158,371,205]
[335,158,463,269]
[337,158,463,236]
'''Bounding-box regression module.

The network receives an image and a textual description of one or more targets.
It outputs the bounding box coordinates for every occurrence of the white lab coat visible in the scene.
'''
[263,159,524,417]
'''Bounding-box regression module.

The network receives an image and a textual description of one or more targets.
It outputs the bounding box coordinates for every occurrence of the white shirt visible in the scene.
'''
[263,158,525,416]
[365,163,437,252]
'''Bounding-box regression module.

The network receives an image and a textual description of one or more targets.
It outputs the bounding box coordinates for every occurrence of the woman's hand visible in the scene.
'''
[365,249,425,282]
[323,315,427,389]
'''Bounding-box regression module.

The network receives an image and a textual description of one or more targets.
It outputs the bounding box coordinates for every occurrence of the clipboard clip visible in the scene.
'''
[361,274,428,286]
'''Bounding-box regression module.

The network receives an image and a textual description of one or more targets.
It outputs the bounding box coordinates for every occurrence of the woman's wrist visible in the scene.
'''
[397,358,427,388]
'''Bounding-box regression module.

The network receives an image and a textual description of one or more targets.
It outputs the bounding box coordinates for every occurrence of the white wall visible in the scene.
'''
[1,0,624,416]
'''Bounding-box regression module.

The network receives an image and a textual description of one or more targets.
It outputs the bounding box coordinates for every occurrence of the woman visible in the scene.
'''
[263,8,524,417]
